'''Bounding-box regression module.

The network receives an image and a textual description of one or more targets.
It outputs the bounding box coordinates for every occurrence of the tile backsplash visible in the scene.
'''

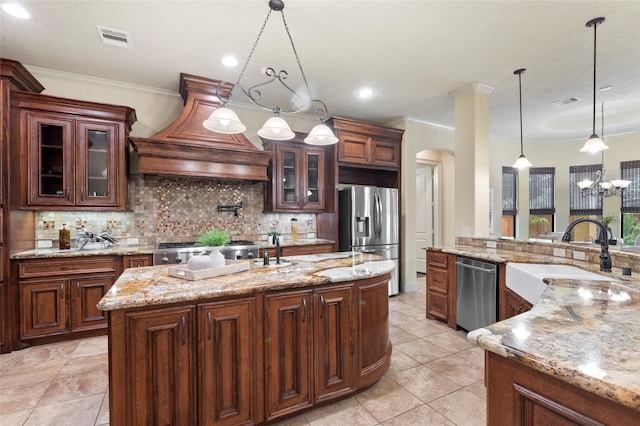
[35,175,316,246]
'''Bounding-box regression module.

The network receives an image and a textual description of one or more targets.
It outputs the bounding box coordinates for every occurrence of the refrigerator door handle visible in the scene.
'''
[374,192,382,238]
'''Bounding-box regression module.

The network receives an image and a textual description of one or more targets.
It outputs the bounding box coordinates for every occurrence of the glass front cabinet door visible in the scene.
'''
[273,144,325,212]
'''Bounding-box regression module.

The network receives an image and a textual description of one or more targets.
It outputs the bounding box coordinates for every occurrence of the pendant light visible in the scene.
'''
[512,68,532,169]
[579,17,609,153]
[202,0,338,145]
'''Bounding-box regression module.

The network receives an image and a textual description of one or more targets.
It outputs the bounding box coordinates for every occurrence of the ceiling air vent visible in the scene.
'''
[552,97,581,107]
[96,25,132,48]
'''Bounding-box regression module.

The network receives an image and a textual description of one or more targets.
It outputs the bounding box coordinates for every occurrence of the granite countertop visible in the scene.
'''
[97,252,394,312]
[439,245,640,411]
[10,245,156,259]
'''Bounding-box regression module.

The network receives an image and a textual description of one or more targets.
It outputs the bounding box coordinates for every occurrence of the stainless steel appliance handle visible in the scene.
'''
[455,260,496,274]
[374,192,382,238]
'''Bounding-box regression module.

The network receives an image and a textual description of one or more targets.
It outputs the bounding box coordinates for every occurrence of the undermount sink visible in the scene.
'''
[505,263,613,305]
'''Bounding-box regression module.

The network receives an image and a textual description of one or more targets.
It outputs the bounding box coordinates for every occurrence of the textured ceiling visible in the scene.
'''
[1,0,639,144]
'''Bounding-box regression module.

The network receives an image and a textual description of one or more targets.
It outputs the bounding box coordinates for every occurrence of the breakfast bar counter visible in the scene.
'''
[99,252,394,425]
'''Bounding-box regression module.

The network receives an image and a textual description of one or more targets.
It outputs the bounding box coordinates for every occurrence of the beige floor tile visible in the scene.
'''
[0,381,50,415]
[384,350,420,376]
[393,338,451,364]
[356,376,423,422]
[453,346,485,370]
[388,310,418,326]
[38,368,108,406]
[0,408,33,426]
[24,394,103,426]
[428,331,476,353]
[464,380,487,401]
[426,354,484,387]
[391,365,460,403]
[58,353,108,376]
[382,404,455,425]
[428,389,486,426]
[0,341,79,370]
[96,391,109,425]
[0,361,66,390]
[273,413,311,425]
[389,326,419,345]
[397,318,451,338]
[304,397,378,426]
[71,336,108,358]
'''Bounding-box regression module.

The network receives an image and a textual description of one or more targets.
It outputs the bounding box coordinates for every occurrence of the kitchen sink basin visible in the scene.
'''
[505,263,613,305]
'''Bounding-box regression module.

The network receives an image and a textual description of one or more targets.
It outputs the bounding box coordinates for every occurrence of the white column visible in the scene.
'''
[449,82,494,238]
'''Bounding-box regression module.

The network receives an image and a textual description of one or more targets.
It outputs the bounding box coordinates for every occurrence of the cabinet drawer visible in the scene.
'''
[426,251,449,268]
[427,269,448,293]
[427,291,448,320]
[18,257,117,278]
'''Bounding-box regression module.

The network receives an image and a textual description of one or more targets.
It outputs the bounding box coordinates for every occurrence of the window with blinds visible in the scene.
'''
[621,160,640,214]
[529,167,555,215]
[502,166,517,216]
[569,164,602,216]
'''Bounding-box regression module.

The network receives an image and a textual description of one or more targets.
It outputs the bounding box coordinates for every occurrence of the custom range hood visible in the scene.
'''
[129,73,272,181]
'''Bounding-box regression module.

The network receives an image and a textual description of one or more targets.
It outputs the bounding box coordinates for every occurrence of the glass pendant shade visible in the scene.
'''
[202,107,246,134]
[257,116,295,140]
[610,179,631,189]
[513,154,532,169]
[579,134,609,153]
[577,179,594,189]
[304,123,338,145]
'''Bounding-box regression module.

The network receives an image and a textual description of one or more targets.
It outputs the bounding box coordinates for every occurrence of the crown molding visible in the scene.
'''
[449,81,495,97]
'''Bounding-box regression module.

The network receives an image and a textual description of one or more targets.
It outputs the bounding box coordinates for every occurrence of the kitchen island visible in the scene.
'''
[437,238,640,425]
[98,253,394,425]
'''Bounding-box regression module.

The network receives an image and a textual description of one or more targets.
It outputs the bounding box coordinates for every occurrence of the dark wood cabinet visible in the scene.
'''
[122,254,153,269]
[263,135,327,213]
[261,242,334,259]
[125,305,196,425]
[330,116,403,170]
[503,287,533,319]
[486,351,638,425]
[314,284,354,403]
[425,250,456,329]
[264,289,314,420]
[11,92,135,210]
[199,297,258,426]
[17,256,117,341]
[20,278,69,338]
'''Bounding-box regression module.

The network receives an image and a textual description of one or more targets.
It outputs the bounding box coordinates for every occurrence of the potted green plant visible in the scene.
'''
[196,228,231,267]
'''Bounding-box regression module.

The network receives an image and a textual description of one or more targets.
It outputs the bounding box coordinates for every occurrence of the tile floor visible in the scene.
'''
[0,275,486,425]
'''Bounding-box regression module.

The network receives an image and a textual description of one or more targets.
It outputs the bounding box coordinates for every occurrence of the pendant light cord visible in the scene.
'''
[592,20,598,136]
[518,71,524,155]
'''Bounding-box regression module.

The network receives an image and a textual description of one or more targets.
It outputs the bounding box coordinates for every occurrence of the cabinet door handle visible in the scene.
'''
[80,187,84,200]
[60,283,64,299]
[181,315,186,346]
[302,298,307,323]
[65,186,70,201]
[207,311,212,341]
[76,282,80,297]
[319,294,326,319]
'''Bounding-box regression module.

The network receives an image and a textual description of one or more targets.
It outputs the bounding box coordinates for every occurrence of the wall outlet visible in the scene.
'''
[553,248,566,257]
[486,240,497,248]
[37,240,53,249]
[573,251,586,261]
[306,232,316,239]
[461,227,470,237]
[126,238,139,245]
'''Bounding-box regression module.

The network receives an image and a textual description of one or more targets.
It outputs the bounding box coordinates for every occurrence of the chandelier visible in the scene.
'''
[578,105,632,197]
[202,0,338,145]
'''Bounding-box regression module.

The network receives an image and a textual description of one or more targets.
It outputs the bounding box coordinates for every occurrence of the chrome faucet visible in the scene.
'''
[561,218,612,272]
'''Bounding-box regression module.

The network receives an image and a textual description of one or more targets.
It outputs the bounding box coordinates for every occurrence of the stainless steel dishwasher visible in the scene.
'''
[456,257,498,331]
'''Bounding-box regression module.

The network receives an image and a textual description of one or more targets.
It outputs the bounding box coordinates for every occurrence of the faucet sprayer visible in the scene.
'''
[561,218,612,272]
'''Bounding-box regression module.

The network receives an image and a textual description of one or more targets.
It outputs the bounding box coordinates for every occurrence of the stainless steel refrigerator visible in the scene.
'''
[338,186,399,295]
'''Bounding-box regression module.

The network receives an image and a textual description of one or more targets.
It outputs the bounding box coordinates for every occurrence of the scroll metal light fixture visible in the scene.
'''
[202,0,338,145]
[580,17,609,153]
[512,68,532,169]
[577,104,632,197]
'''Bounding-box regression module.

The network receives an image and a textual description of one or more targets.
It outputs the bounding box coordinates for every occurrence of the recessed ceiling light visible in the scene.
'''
[599,85,612,92]
[356,87,375,99]
[2,3,30,19]
[221,56,238,67]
